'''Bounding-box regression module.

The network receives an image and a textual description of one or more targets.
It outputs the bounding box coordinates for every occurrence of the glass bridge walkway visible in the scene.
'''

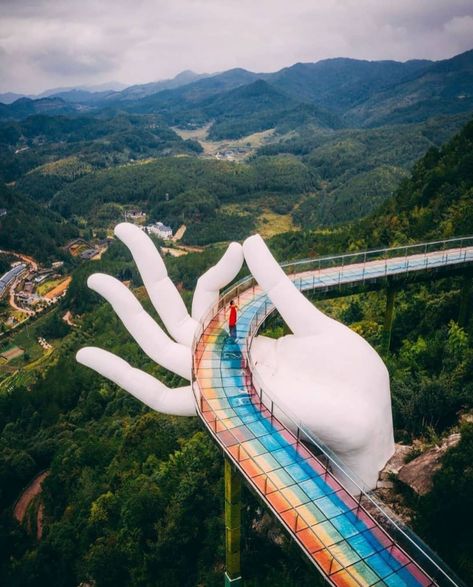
[192,239,473,587]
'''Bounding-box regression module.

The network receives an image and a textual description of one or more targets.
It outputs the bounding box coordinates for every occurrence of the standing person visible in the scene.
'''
[228,299,239,338]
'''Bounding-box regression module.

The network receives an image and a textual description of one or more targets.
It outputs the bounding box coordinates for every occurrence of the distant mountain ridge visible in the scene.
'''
[1,49,472,138]
[268,57,433,112]
[347,49,473,126]
[0,96,75,119]
[0,71,209,106]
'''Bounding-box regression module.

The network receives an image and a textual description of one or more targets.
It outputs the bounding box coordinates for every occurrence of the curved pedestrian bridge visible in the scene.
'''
[192,238,472,587]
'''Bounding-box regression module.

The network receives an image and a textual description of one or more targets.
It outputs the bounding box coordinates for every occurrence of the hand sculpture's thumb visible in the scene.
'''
[243,234,336,336]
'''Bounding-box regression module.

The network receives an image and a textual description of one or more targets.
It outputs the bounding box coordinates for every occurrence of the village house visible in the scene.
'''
[142,222,173,240]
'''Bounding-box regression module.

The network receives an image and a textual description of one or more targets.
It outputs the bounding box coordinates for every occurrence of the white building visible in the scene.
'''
[143,222,173,240]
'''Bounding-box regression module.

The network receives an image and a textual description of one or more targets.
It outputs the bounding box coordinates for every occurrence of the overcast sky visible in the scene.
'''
[1,0,473,94]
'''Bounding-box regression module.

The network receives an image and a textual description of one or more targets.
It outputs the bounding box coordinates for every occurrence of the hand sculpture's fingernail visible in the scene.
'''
[87,273,109,292]
[226,242,244,263]
[243,234,265,248]
[76,347,94,365]
[114,222,141,241]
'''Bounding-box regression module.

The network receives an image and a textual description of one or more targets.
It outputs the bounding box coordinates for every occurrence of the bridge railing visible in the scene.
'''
[280,235,473,289]
[219,235,473,300]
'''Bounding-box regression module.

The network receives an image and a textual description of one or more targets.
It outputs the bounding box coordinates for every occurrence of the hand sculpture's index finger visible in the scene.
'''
[243,234,331,336]
[114,223,197,347]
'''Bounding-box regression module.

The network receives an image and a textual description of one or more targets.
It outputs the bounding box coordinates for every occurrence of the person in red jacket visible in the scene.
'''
[228,299,239,338]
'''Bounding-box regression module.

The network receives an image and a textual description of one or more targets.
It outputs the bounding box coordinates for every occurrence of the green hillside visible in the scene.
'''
[347,49,473,127]
[112,50,473,133]
[49,155,315,243]
[269,115,473,260]
[269,57,432,112]
[0,183,78,262]
[0,50,472,246]
[0,113,202,185]
[359,115,473,245]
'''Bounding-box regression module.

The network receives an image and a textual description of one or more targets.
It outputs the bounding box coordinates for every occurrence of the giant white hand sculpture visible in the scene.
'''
[77,224,394,491]
[76,222,244,417]
[244,235,395,490]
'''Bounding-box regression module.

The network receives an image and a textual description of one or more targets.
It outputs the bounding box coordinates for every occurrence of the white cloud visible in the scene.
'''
[0,0,472,93]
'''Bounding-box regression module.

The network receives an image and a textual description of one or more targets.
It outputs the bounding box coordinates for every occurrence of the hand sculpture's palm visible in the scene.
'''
[245,235,394,489]
[77,226,394,490]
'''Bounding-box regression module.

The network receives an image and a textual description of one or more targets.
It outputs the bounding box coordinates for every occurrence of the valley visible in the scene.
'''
[173,124,277,160]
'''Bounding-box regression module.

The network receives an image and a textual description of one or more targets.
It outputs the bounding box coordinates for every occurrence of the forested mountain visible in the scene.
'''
[17,112,463,244]
[108,68,261,119]
[0,113,202,188]
[104,70,210,102]
[40,71,212,106]
[268,57,432,112]
[204,80,341,139]
[48,154,314,244]
[0,53,470,251]
[348,49,473,127]
[108,50,473,134]
[0,183,78,261]
[0,50,471,238]
[3,50,472,134]
[260,113,470,226]
[269,116,473,257]
[0,97,75,121]
[361,116,473,243]
[0,92,25,105]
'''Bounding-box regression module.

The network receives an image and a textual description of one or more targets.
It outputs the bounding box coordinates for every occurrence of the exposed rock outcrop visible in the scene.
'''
[379,443,412,482]
[397,434,461,495]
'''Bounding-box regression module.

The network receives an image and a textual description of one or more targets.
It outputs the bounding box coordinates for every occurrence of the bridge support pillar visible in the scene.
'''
[458,273,472,327]
[383,286,397,354]
[224,458,243,587]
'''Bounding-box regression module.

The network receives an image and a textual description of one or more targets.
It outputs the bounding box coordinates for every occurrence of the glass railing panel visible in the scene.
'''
[296,526,326,553]
[266,489,293,514]
[280,507,309,532]
[218,427,248,449]
[227,443,251,463]
[252,472,279,496]
[313,548,344,576]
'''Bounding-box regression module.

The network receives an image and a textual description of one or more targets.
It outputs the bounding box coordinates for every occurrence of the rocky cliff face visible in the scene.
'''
[397,434,461,495]
[378,434,462,497]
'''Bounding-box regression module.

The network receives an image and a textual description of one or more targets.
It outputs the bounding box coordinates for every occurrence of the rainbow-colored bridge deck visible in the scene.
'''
[193,282,435,587]
[193,245,473,586]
